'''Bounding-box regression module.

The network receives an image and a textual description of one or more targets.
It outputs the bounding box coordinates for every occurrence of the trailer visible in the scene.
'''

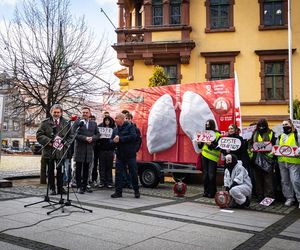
[109,79,237,188]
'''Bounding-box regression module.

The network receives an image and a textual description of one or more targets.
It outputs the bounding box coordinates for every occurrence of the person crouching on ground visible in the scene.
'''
[224,154,252,208]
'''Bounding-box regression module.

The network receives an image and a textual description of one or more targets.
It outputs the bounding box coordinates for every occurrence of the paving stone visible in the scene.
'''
[261,237,300,250]
[144,202,283,231]
[280,219,300,239]
[122,237,200,250]
[157,223,252,249]
[0,241,30,250]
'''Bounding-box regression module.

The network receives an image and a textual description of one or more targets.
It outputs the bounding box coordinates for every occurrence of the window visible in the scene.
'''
[255,49,293,101]
[2,121,8,131]
[170,0,181,25]
[205,0,235,32]
[264,62,285,100]
[13,121,20,131]
[259,0,287,30]
[200,51,239,80]
[162,65,178,84]
[152,0,163,26]
[210,63,230,80]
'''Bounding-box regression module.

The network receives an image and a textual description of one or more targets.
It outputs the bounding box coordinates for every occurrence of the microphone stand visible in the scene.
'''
[47,123,93,215]
[24,118,73,209]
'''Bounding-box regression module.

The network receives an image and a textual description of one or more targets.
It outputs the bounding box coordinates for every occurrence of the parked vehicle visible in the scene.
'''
[106,79,238,187]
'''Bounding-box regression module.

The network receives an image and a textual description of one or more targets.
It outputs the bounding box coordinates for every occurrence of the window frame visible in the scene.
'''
[255,49,296,102]
[152,0,164,26]
[205,0,235,33]
[169,0,182,25]
[200,51,240,80]
[258,0,287,30]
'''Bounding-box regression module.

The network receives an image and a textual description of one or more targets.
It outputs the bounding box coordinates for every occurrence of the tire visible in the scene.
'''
[139,166,160,188]
[172,173,192,184]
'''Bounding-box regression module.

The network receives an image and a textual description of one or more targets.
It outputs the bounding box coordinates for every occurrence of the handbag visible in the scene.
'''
[254,152,274,173]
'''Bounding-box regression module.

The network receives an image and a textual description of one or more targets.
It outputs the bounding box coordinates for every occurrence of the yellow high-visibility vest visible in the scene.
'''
[202,131,221,162]
[278,133,300,164]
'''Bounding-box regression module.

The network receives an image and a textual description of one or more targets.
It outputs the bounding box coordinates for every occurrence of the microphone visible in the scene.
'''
[79,120,85,127]
[70,115,78,122]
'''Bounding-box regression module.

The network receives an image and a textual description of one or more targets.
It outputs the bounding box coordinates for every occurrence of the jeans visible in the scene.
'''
[115,157,139,194]
[279,162,300,202]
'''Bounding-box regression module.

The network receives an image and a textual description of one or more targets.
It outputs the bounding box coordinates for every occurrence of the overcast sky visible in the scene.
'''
[0,0,122,89]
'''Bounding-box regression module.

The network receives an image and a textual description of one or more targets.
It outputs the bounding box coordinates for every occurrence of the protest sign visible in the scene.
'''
[53,136,63,151]
[252,141,272,152]
[194,130,216,143]
[218,137,241,151]
[272,145,299,156]
[99,127,113,139]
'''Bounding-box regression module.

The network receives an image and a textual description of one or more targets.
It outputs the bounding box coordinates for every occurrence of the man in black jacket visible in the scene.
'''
[111,113,140,198]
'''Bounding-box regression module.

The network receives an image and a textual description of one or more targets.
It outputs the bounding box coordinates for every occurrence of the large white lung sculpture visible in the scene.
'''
[179,91,217,153]
[147,94,177,154]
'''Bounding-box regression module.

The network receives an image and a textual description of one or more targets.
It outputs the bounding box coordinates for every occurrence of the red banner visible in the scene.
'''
[109,79,235,164]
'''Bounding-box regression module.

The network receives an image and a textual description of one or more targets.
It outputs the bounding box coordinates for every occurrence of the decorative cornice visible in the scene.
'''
[255,49,296,56]
[243,115,289,121]
[200,51,240,57]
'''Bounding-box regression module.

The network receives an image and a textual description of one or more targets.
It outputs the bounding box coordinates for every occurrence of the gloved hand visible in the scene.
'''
[229,181,238,190]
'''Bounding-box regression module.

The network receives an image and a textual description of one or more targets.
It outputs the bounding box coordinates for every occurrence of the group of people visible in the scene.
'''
[37,105,142,199]
[199,118,300,209]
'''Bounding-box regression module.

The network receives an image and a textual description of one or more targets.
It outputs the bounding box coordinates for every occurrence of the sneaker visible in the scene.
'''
[298,204,300,209]
[106,184,114,188]
[284,198,295,207]
[99,183,105,188]
[111,192,122,198]
[84,187,93,193]
[50,189,56,195]
[134,191,140,199]
[77,188,84,194]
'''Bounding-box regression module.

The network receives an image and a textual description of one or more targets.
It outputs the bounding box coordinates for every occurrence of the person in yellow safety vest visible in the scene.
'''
[277,119,300,209]
[198,119,221,198]
[250,118,277,202]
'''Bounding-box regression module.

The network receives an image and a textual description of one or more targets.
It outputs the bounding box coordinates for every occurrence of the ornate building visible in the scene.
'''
[113,0,300,126]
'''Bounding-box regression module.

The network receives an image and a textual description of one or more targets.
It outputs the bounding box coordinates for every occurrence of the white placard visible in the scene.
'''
[272,145,299,156]
[241,125,256,140]
[293,120,300,129]
[194,130,216,143]
[53,136,63,151]
[252,141,273,152]
[99,127,113,139]
[260,197,275,206]
[218,137,241,151]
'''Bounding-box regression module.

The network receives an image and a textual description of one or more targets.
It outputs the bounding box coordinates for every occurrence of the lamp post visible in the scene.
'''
[288,0,293,120]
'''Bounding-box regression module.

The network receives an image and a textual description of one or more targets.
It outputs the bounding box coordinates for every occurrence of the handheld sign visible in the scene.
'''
[242,125,256,140]
[99,127,113,139]
[194,130,216,143]
[218,137,241,151]
[272,145,299,156]
[252,142,272,152]
[52,136,63,151]
[260,197,275,206]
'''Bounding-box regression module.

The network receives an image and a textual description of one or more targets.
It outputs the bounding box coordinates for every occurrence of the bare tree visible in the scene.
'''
[0,0,115,120]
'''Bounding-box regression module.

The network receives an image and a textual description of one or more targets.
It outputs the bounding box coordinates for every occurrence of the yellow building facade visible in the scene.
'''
[113,0,300,127]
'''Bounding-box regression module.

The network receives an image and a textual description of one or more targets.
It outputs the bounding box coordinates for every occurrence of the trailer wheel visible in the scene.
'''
[139,166,160,188]
[172,173,192,184]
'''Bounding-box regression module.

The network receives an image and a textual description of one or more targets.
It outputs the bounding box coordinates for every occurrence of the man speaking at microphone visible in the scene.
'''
[36,104,73,195]
[73,107,99,194]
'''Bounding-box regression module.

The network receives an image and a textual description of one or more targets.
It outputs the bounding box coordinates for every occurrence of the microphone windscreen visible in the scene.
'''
[79,120,85,127]
[70,115,78,121]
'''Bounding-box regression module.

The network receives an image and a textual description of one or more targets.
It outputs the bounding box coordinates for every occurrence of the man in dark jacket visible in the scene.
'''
[36,104,73,195]
[111,113,140,198]
[73,107,99,194]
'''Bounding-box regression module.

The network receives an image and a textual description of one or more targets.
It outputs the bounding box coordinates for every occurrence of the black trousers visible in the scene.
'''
[92,148,100,182]
[99,150,114,185]
[76,162,90,190]
[202,156,217,196]
[46,158,63,193]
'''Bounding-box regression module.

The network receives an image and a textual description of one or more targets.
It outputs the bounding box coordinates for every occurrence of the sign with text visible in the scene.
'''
[53,136,63,151]
[218,137,241,151]
[272,145,299,156]
[252,141,272,152]
[194,130,216,143]
[241,125,256,140]
[99,127,113,139]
